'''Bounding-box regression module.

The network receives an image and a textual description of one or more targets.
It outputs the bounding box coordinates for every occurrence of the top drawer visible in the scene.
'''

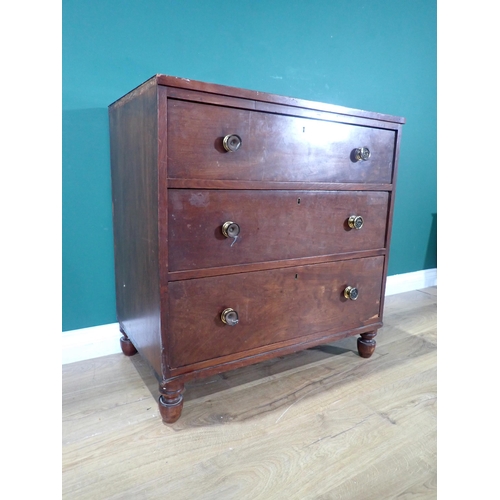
[166,99,396,184]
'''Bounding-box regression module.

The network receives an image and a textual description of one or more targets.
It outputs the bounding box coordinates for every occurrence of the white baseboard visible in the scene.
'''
[385,268,437,296]
[62,268,436,365]
[61,323,122,365]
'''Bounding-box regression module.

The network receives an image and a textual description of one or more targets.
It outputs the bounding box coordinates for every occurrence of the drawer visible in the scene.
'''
[168,256,384,367]
[168,189,389,272]
[167,99,395,184]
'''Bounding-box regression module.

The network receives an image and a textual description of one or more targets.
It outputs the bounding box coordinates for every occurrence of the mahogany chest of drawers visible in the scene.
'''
[108,75,405,424]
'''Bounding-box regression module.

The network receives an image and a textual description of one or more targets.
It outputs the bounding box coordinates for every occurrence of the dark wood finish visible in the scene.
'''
[167,322,383,379]
[167,99,396,184]
[169,256,384,367]
[166,178,394,191]
[119,331,137,357]
[109,79,163,377]
[167,249,386,282]
[357,331,378,358]
[165,86,402,131]
[157,75,406,124]
[108,75,404,423]
[158,380,184,424]
[168,190,389,271]
[166,249,386,282]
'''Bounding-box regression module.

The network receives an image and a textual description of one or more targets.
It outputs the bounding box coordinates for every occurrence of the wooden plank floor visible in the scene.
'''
[62,287,437,499]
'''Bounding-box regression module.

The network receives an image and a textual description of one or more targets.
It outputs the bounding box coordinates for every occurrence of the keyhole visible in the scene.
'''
[295,274,298,279]
[297,198,301,205]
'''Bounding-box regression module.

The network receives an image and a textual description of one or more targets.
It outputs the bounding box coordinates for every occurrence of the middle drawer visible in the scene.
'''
[168,190,389,272]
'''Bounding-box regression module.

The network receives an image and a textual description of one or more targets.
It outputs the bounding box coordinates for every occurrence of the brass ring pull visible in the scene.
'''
[222,221,240,238]
[348,215,364,230]
[221,308,239,326]
[354,147,371,161]
[223,134,242,152]
[344,286,359,300]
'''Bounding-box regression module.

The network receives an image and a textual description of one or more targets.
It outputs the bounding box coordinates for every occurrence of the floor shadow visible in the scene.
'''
[126,321,436,426]
[188,324,436,426]
[129,337,357,404]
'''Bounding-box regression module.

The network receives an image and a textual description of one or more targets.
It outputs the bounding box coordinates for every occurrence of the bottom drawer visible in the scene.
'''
[168,256,384,367]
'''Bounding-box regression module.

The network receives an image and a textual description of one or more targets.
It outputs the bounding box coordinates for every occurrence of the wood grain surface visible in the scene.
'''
[166,99,396,184]
[109,76,404,424]
[168,256,384,367]
[62,286,436,499]
[109,79,163,376]
[168,189,389,272]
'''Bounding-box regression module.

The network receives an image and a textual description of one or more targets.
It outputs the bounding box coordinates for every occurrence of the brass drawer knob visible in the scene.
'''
[222,221,240,238]
[223,134,242,152]
[354,147,371,161]
[348,215,364,230]
[221,308,239,326]
[344,286,359,300]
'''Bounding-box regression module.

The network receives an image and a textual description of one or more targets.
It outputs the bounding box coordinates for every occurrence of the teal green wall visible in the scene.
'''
[63,0,436,331]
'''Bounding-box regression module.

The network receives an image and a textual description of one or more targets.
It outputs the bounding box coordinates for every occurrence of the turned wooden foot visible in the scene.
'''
[357,331,377,358]
[119,330,138,356]
[158,380,185,424]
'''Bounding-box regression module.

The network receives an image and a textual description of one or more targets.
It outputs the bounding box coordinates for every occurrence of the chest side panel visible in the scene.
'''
[109,80,162,376]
